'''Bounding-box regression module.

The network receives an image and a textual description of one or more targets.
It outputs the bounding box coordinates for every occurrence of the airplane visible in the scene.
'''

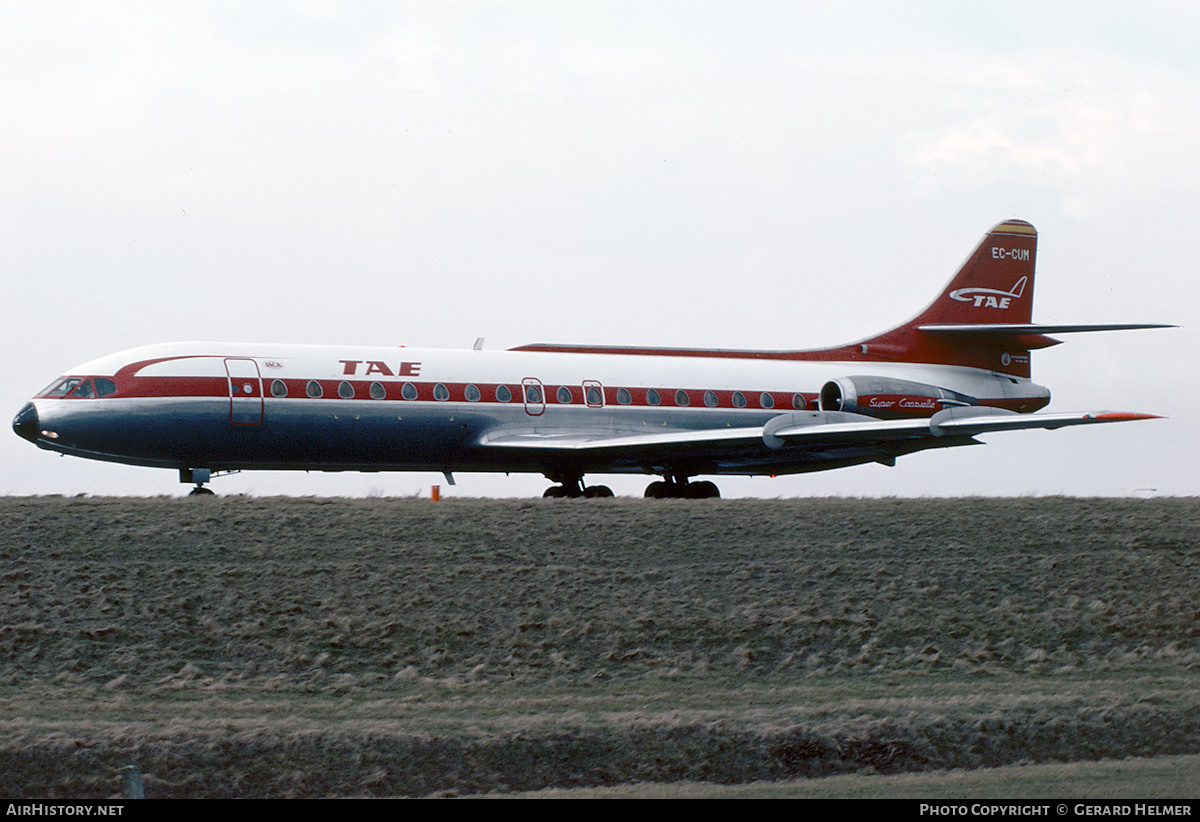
[12,219,1171,498]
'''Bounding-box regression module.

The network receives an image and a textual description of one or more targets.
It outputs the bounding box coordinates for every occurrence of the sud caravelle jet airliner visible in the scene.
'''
[13,219,1170,498]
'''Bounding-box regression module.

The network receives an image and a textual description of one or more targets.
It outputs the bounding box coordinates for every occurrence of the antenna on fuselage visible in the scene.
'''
[473,337,485,351]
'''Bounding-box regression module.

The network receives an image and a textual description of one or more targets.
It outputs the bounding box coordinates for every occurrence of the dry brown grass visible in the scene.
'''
[1,496,1197,797]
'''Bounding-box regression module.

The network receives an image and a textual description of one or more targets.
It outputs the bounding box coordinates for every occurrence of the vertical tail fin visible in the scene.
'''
[855,219,1042,377]
[919,219,1037,327]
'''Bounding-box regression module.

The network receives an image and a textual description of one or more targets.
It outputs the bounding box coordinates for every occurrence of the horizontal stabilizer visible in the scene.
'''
[918,323,1175,335]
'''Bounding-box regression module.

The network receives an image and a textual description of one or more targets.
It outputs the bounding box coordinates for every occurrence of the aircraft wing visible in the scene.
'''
[477,425,768,453]
[477,408,1161,473]
[765,408,1162,442]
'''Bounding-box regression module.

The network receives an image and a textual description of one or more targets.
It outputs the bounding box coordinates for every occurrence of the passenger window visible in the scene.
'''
[760,392,775,409]
[792,393,806,410]
[732,391,746,408]
[525,385,542,403]
[616,388,632,405]
[586,386,603,405]
[646,389,660,406]
[675,390,690,406]
[338,381,355,399]
[556,386,572,404]
[271,379,288,398]
[495,385,512,403]
[369,382,386,400]
[434,383,450,401]
[703,390,718,407]
[306,380,323,398]
[465,384,481,402]
[94,378,118,397]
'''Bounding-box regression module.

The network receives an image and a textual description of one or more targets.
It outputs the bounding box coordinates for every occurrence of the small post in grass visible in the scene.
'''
[121,764,144,799]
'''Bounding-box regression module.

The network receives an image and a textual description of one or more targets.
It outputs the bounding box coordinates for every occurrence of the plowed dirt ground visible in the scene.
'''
[1,495,1197,797]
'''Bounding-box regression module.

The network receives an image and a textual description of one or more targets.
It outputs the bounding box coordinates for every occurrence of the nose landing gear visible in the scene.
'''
[180,468,238,497]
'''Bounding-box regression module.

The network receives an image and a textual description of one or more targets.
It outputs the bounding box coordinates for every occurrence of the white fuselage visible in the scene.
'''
[18,341,1050,482]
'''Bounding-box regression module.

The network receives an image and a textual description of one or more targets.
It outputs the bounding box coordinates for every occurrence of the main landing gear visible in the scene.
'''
[542,475,615,498]
[542,473,721,499]
[644,478,720,499]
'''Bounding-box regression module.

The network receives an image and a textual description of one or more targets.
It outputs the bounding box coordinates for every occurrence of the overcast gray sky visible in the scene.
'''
[2,1,1194,498]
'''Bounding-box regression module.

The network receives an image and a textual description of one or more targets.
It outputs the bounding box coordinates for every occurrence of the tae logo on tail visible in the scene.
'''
[949,276,1027,309]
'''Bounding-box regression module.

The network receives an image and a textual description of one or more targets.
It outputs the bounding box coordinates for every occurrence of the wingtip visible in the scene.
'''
[1092,412,1165,422]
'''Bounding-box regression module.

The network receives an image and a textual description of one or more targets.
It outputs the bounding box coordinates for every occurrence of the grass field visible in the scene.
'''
[1,495,1197,798]
[491,755,1200,799]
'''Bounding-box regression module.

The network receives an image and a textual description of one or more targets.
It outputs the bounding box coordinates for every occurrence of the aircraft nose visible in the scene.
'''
[12,402,39,443]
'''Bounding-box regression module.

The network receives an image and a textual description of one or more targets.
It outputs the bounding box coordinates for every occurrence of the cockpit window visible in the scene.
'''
[43,377,118,398]
[44,377,83,397]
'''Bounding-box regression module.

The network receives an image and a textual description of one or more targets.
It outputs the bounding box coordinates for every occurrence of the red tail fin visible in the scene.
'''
[855,219,1041,377]
[917,219,1037,326]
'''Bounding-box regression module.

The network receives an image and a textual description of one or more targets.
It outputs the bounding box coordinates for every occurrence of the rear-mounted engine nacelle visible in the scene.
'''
[818,376,977,419]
